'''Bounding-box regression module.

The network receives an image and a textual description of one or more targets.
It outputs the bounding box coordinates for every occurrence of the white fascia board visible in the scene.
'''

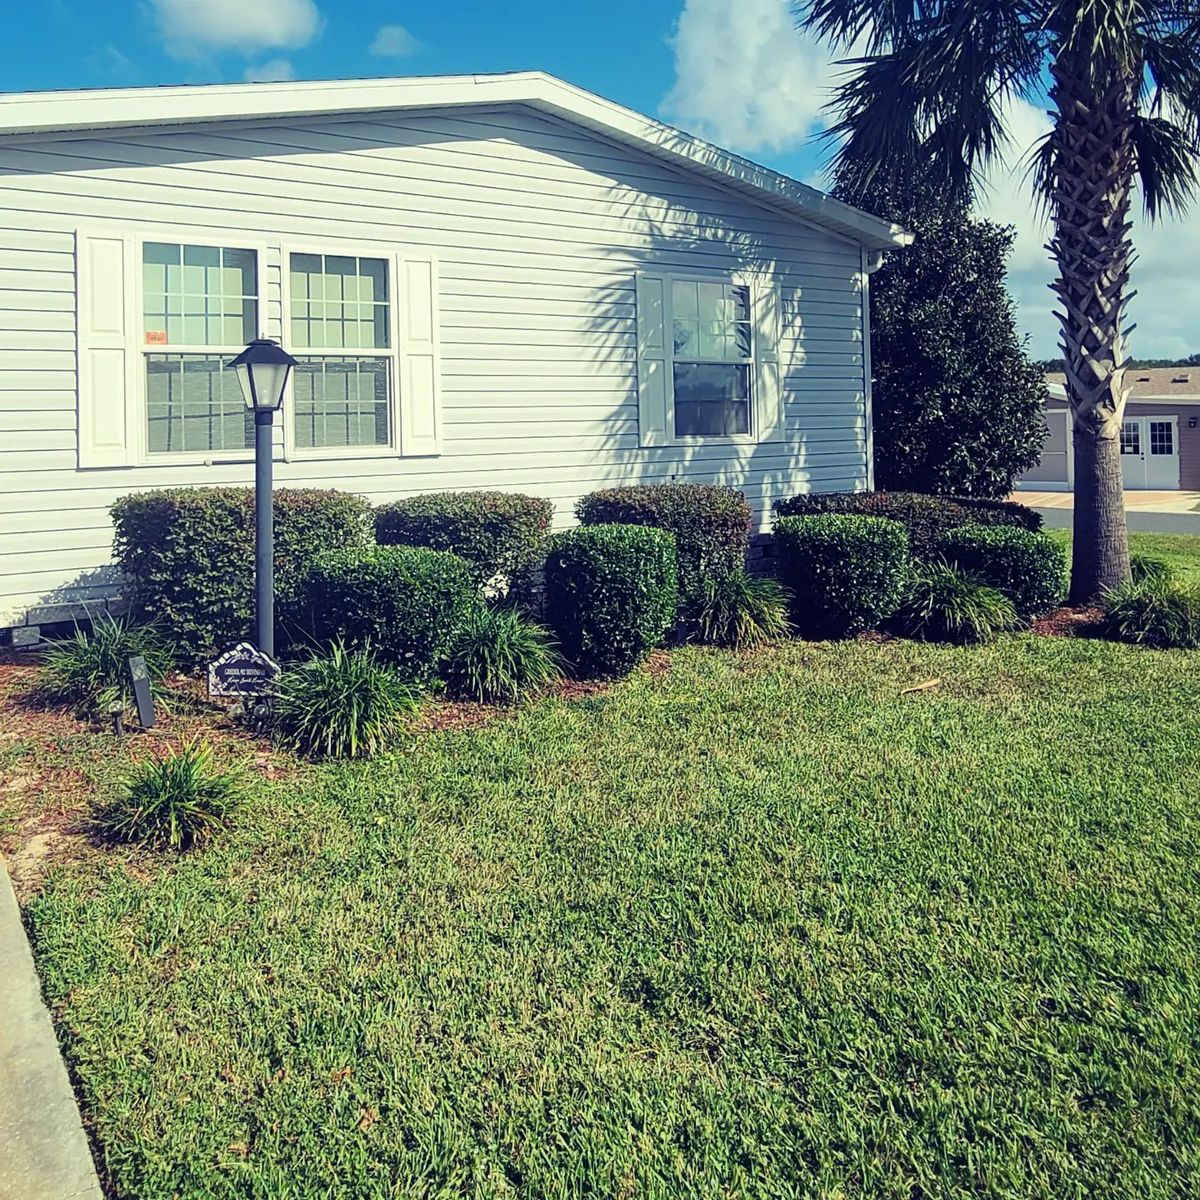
[0,70,912,254]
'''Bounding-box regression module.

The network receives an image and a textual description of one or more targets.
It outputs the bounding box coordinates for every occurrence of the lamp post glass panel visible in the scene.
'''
[229,338,297,658]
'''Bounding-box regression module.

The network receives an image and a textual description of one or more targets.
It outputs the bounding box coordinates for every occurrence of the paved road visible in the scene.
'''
[1035,507,1200,535]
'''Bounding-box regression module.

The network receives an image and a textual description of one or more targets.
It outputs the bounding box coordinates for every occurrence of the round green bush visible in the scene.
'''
[544,524,678,678]
[773,491,1041,556]
[375,491,554,586]
[297,545,479,683]
[111,487,373,661]
[773,514,910,636]
[934,524,1066,618]
[575,484,750,621]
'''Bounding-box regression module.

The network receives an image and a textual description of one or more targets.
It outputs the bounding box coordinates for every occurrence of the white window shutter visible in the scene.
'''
[752,280,784,443]
[636,273,670,447]
[397,255,442,457]
[76,230,135,468]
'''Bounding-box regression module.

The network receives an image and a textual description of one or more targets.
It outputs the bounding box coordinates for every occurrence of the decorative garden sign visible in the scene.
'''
[208,642,280,698]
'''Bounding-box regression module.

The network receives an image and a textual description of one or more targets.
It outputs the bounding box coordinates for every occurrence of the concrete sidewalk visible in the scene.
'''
[0,859,102,1200]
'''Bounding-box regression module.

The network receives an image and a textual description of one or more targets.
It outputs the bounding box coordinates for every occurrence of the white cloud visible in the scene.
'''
[243,58,294,83]
[661,0,841,154]
[148,0,321,60]
[370,24,423,58]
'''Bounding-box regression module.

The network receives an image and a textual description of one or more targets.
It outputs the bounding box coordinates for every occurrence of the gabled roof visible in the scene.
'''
[1047,369,1200,400]
[0,70,912,254]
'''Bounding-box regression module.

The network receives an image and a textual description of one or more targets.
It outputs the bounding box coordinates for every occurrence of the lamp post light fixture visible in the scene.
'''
[229,337,297,658]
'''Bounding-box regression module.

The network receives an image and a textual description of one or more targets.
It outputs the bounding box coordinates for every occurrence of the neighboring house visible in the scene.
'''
[1019,369,1200,492]
[0,71,909,633]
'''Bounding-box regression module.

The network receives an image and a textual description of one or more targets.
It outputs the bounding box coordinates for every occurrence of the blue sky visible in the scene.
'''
[9,0,1200,359]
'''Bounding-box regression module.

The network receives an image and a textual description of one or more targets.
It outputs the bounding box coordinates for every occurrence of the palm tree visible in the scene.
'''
[796,1,1200,603]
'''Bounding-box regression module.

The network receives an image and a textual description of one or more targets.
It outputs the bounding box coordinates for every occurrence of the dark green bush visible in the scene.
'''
[697,572,791,648]
[774,515,910,636]
[893,561,1017,644]
[544,525,678,678]
[934,524,1066,618]
[296,545,478,683]
[1102,577,1200,649]
[576,485,750,619]
[773,491,1041,556]
[375,491,554,587]
[442,606,562,704]
[95,741,241,851]
[111,488,373,661]
[39,614,174,717]
[272,642,420,759]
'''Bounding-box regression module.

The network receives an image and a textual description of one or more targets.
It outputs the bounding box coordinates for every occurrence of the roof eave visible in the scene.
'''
[0,70,912,254]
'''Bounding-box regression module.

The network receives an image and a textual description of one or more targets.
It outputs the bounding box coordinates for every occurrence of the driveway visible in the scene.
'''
[1014,490,1200,535]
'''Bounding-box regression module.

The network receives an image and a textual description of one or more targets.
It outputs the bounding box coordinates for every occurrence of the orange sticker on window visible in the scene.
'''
[145,330,168,345]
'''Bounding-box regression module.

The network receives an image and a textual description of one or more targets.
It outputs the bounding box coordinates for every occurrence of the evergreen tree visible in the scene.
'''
[847,184,1047,497]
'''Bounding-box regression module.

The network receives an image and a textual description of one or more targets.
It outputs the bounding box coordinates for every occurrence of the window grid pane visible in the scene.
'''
[671,280,753,437]
[146,355,253,454]
[1150,421,1174,456]
[143,242,257,348]
[290,253,390,351]
[292,356,391,449]
[1120,421,1140,455]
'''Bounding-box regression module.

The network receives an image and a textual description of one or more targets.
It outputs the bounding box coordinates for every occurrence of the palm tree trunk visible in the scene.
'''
[1047,46,1137,604]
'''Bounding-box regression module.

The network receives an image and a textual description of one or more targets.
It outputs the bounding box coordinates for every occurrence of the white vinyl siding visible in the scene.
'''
[0,105,868,626]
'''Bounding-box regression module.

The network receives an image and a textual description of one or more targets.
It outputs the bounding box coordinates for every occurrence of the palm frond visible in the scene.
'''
[1131,112,1200,217]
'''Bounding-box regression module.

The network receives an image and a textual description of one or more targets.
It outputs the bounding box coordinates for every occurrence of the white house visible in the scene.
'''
[0,71,909,634]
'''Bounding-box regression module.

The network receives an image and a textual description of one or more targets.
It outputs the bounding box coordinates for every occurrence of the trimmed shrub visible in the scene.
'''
[893,561,1017,644]
[112,488,373,661]
[697,572,792,648]
[442,606,562,704]
[39,614,174,717]
[544,525,678,677]
[1102,577,1200,649]
[375,491,554,586]
[576,485,751,619]
[95,741,241,851]
[774,515,910,636]
[773,491,1041,556]
[1130,553,1176,585]
[296,545,479,683]
[934,524,1066,618]
[272,642,420,759]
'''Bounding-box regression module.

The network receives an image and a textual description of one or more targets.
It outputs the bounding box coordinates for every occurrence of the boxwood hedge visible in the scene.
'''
[934,525,1066,618]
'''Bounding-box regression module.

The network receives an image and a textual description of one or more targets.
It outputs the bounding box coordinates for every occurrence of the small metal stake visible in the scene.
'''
[108,702,125,737]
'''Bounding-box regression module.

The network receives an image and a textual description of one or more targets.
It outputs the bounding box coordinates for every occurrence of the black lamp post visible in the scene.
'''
[228,338,297,658]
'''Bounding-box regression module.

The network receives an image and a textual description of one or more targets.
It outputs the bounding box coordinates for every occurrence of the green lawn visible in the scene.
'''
[1047,527,1200,585]
[24,628,1200,1198]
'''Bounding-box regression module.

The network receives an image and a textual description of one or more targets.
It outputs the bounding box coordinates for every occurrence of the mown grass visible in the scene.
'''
[25,632,1200,1199]
[1046,527,1200,585]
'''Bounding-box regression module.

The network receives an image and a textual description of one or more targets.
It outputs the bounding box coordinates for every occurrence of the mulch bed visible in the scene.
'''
[1031,606,1106,638]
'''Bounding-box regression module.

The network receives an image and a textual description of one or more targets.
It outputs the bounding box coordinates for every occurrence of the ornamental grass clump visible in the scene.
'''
[271,642,420,759]
[894,561,1017,645]
[696,571,791,648]
[39,614,174,717]
[1102,576,1200,650]
[441,606,562,704]
[95,741,241,852]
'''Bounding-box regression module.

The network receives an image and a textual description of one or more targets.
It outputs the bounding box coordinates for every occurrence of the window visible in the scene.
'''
[670,280,753,437]
[289,253,394,449]
[142,242,258,455]
[1120,420,1140,456]
[1150,420,1174,456]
